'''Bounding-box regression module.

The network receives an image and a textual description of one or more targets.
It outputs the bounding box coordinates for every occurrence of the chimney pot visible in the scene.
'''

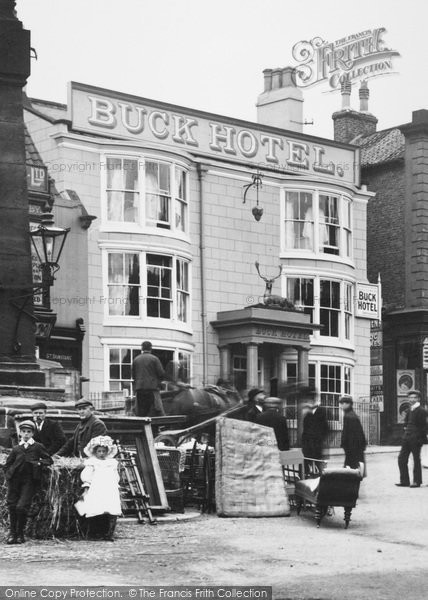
[359,81,369,112]
[340,80,352,110]
[263,69,273,92]
[271,68,282,89]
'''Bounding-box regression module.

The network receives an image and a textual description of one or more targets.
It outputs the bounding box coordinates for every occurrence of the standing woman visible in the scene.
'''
[339,396,367,471]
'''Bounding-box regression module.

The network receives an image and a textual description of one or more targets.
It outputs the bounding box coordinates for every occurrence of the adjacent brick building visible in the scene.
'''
[333,82,428,442]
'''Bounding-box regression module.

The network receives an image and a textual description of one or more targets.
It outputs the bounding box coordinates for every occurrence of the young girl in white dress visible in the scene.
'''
[76,435,122,541]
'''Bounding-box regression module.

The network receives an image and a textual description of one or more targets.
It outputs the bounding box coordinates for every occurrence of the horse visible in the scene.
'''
[161,382,243,427]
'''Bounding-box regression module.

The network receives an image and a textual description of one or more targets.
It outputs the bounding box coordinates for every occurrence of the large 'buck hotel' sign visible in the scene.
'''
[69,83,358,185]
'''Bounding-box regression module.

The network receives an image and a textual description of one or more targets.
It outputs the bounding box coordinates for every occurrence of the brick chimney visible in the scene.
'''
[332,81,378,143]
[256,66,304,133]
[400,110,428,308]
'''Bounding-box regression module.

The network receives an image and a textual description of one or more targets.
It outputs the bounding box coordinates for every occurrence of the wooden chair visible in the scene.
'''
[279,449,362,528]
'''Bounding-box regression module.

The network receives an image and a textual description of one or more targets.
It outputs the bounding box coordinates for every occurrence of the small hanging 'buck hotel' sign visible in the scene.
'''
[355,282,382,319]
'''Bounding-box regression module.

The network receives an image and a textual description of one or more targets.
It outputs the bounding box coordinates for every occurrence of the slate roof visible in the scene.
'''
[352,127,405,168]
[24,125,45,167]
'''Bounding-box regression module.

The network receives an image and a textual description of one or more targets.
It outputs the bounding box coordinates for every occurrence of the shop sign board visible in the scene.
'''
[69,82,358,184]
[355,282,381,319]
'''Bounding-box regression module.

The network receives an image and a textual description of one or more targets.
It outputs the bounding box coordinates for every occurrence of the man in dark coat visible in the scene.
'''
[56,399,107,458]
[245,388,267,423]
[132,341,166,417]
[31,402,66,456]
[255,397,290,451]
[302,401,329,460]
[339,396,367,469]
[4,420,52,544]
[396,390,428,488]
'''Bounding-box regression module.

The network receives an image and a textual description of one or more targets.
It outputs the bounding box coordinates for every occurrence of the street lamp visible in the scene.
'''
[30,212,69,310]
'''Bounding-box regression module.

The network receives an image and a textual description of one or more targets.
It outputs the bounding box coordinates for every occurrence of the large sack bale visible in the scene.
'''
[215,418,290,517]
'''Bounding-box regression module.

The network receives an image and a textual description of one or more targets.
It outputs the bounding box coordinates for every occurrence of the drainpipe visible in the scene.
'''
[197,163,208,385]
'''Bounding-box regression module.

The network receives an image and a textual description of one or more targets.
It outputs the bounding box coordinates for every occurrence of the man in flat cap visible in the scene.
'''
[31,402,66,456]
[56,399,107,458]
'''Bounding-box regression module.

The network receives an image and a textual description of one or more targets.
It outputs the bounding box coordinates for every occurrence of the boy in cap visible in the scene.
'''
[4,420,52,544]
[56,399,107,458]
[31,402,66,456]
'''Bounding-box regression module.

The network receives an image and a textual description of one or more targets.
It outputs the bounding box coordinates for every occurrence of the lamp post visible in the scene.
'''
[30,212,70,311]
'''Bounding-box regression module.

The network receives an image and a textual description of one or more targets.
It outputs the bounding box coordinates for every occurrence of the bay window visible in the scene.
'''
[282,189,352,258]
[284,275,354,341]
[106,251,190,324]
[320,363,351,421]
[108,346,191,394]
[104,155,188,233]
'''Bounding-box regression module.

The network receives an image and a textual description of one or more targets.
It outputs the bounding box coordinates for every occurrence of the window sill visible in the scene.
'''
[99,223,191,243]
[102,317,192,334]
[280,251,355,268]
[310,337,355,351]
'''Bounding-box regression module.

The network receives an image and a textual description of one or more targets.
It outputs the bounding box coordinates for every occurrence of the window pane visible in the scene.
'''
[108,254,123,283]
[123,192,138,222]
[106,158,122,188]
[123,159,138,190]
[110,348,120,363]
[110,365,120,379]
[146,162,159,192]
[284,191,313,250]
[159,163,170,193]
[107,191,123,221]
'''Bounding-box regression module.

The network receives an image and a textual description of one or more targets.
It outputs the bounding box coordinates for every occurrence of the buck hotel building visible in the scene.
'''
[24,67,375,423]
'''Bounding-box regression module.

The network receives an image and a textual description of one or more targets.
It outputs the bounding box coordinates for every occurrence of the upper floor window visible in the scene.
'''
[104,155,188,234]
[106,250,190,324]
[286,277,314,322]
[108,346,191,394]
[106,157,139,223]
[319,194,339,255]
[284,191,313,251]
[107,252,140,316]
[284,275,354,342]
[282,189,352,259]
[320,279,340,337]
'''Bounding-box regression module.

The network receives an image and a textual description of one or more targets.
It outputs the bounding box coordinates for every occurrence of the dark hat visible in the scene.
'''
[248,388,265,403]
[18,420,36,431]
[262,396,282,408]
[142,340,152,351]
[339,396,353,405]
[75,398,94,409]
[31,402,47,411]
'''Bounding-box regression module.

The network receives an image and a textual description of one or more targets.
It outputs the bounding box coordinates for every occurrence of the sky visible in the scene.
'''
[18,0,428,140]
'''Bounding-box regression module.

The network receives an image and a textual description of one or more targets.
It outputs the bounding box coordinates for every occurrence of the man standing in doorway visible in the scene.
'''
[396,390,428,488]
[132,341,166,417]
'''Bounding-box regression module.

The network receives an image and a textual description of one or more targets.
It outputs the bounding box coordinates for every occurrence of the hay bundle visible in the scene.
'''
[27,457,85,539]
[0,453,85,539]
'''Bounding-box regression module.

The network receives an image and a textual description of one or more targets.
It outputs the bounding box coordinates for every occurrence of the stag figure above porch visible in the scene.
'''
[254,261,295,310]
